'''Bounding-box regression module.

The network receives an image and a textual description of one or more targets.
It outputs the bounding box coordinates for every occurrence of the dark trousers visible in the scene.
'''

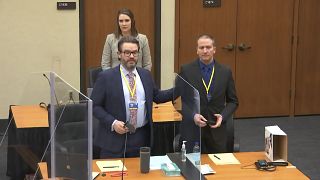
[100,125,150,158]
[201,125,227,153]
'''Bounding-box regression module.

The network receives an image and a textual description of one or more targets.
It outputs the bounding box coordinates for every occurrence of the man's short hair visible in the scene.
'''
[118,36,140,52]
[197,34,216,46]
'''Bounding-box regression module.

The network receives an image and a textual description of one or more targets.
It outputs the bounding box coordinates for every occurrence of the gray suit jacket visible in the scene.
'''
[101,33,152,71]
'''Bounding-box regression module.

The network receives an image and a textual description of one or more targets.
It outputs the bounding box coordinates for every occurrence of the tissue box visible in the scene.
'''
[161,163,181,176]
[265,125,287,162]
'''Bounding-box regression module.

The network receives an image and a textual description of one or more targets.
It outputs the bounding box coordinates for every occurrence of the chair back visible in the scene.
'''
[88,67,102,88]
[226,115,240,152]
[54,104,88,153]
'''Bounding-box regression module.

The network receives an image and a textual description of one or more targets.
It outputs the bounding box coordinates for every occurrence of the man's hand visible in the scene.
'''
[209,114,223,128]
[193,113,207,127]
[113,120,129,134]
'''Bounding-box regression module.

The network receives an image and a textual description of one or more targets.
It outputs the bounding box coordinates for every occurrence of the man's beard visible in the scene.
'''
[124,61,137,71]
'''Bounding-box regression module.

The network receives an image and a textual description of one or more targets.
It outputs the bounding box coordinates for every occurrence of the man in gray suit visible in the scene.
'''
[179,34,239,153]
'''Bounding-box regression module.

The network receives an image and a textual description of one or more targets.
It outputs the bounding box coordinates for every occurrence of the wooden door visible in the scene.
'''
[176,0,237,73]
[235,0,294,117]
[177,0,294,117]
[295,0,320,115]
[84,0,155,88]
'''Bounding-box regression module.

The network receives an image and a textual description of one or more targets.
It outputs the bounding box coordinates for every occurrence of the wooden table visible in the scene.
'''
[152,102,182,122]
[152,102,181,155]
[92,152,308,179]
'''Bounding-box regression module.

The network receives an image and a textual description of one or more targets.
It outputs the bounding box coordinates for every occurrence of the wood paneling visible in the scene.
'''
[295,0,320,115]
[235,0,294,117]
[176,0,237,73]
[84,0,155,88]
[177,0,294,117]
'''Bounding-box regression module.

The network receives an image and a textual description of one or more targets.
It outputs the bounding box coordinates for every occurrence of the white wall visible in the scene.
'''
[161,0,175,89]
[0,0,80,118]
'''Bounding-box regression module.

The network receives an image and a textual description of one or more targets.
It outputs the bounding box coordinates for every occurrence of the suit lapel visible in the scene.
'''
[208,61,221,102]
[189,60,208,102]
[137,68,150,101]
[114,66,126,118]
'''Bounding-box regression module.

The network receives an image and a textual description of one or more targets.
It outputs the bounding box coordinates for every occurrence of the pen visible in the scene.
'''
[214,155,221,160]
[103,166,119,168]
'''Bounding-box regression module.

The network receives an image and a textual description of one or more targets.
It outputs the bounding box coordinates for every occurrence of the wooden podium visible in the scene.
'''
[11,105,48,128]
[7,105,50,179]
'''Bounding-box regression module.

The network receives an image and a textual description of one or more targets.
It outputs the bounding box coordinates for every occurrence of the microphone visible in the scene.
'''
[124,121,135,134]
[43,73,60,106]
[121,132,128,180]
[121,121,135,179]
[68,90,76,104]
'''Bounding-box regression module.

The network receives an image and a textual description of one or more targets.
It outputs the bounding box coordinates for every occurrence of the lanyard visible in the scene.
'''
[201,66,215,95]
[120,68,137,99]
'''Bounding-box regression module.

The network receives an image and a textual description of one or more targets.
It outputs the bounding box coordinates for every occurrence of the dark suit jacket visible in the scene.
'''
[90,65,173,154]
[179,59,239,152]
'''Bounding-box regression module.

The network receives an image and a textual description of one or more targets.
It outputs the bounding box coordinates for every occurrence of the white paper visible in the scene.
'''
[200,164,216,174]
[92,172,100,179]
[150,155,172,170]
[265,125,286,135]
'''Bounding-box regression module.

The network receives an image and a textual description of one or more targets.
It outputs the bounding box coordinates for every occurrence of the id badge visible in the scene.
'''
[129,102,138,110]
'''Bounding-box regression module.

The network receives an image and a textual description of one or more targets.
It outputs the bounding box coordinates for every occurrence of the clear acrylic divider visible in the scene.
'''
[0,71,92,180]
[173,73,201,179]
[48,72,92,180]
[0,72,51,180]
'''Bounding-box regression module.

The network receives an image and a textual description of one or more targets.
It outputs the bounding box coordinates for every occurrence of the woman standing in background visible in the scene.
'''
[101,8,152,71]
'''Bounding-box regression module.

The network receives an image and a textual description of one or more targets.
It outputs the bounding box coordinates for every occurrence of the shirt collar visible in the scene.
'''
[120,65,137,76]
[199,59,215,70]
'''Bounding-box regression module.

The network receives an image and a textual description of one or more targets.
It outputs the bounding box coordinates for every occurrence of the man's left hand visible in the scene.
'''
[209,114,223,128]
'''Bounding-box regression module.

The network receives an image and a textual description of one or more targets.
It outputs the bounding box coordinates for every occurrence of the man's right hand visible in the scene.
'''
[193,113,207,127]
[113,120,129,134]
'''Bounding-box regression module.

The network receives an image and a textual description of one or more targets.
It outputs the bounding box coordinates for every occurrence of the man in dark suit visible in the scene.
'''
[179,34,239,153]
[91,36,173,158]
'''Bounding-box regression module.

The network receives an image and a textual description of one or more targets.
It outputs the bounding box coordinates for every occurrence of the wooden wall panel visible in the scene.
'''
[295,0,320,115]
[83,0,155,88]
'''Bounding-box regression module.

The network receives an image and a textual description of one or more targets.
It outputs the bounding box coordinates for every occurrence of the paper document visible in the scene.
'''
[150,155,172,170]
[200,164,216,174]
[92,172,100,179]
[208,153,240,165]
[96,160,127,172]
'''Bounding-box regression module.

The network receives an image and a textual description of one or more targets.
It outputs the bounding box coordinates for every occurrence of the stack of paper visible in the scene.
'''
[200,164,216,174]
[96,160,127,172]
[92,172,100,179]
[208,153,240,165]
[150,155,173,170]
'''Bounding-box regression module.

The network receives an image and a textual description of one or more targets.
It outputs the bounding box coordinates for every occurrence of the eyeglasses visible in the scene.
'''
[121,50,139,57]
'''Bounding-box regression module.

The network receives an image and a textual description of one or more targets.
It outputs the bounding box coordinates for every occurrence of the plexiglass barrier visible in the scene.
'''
[173,73,202,179]
[0,72,92,180]
[48,72,92,180]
